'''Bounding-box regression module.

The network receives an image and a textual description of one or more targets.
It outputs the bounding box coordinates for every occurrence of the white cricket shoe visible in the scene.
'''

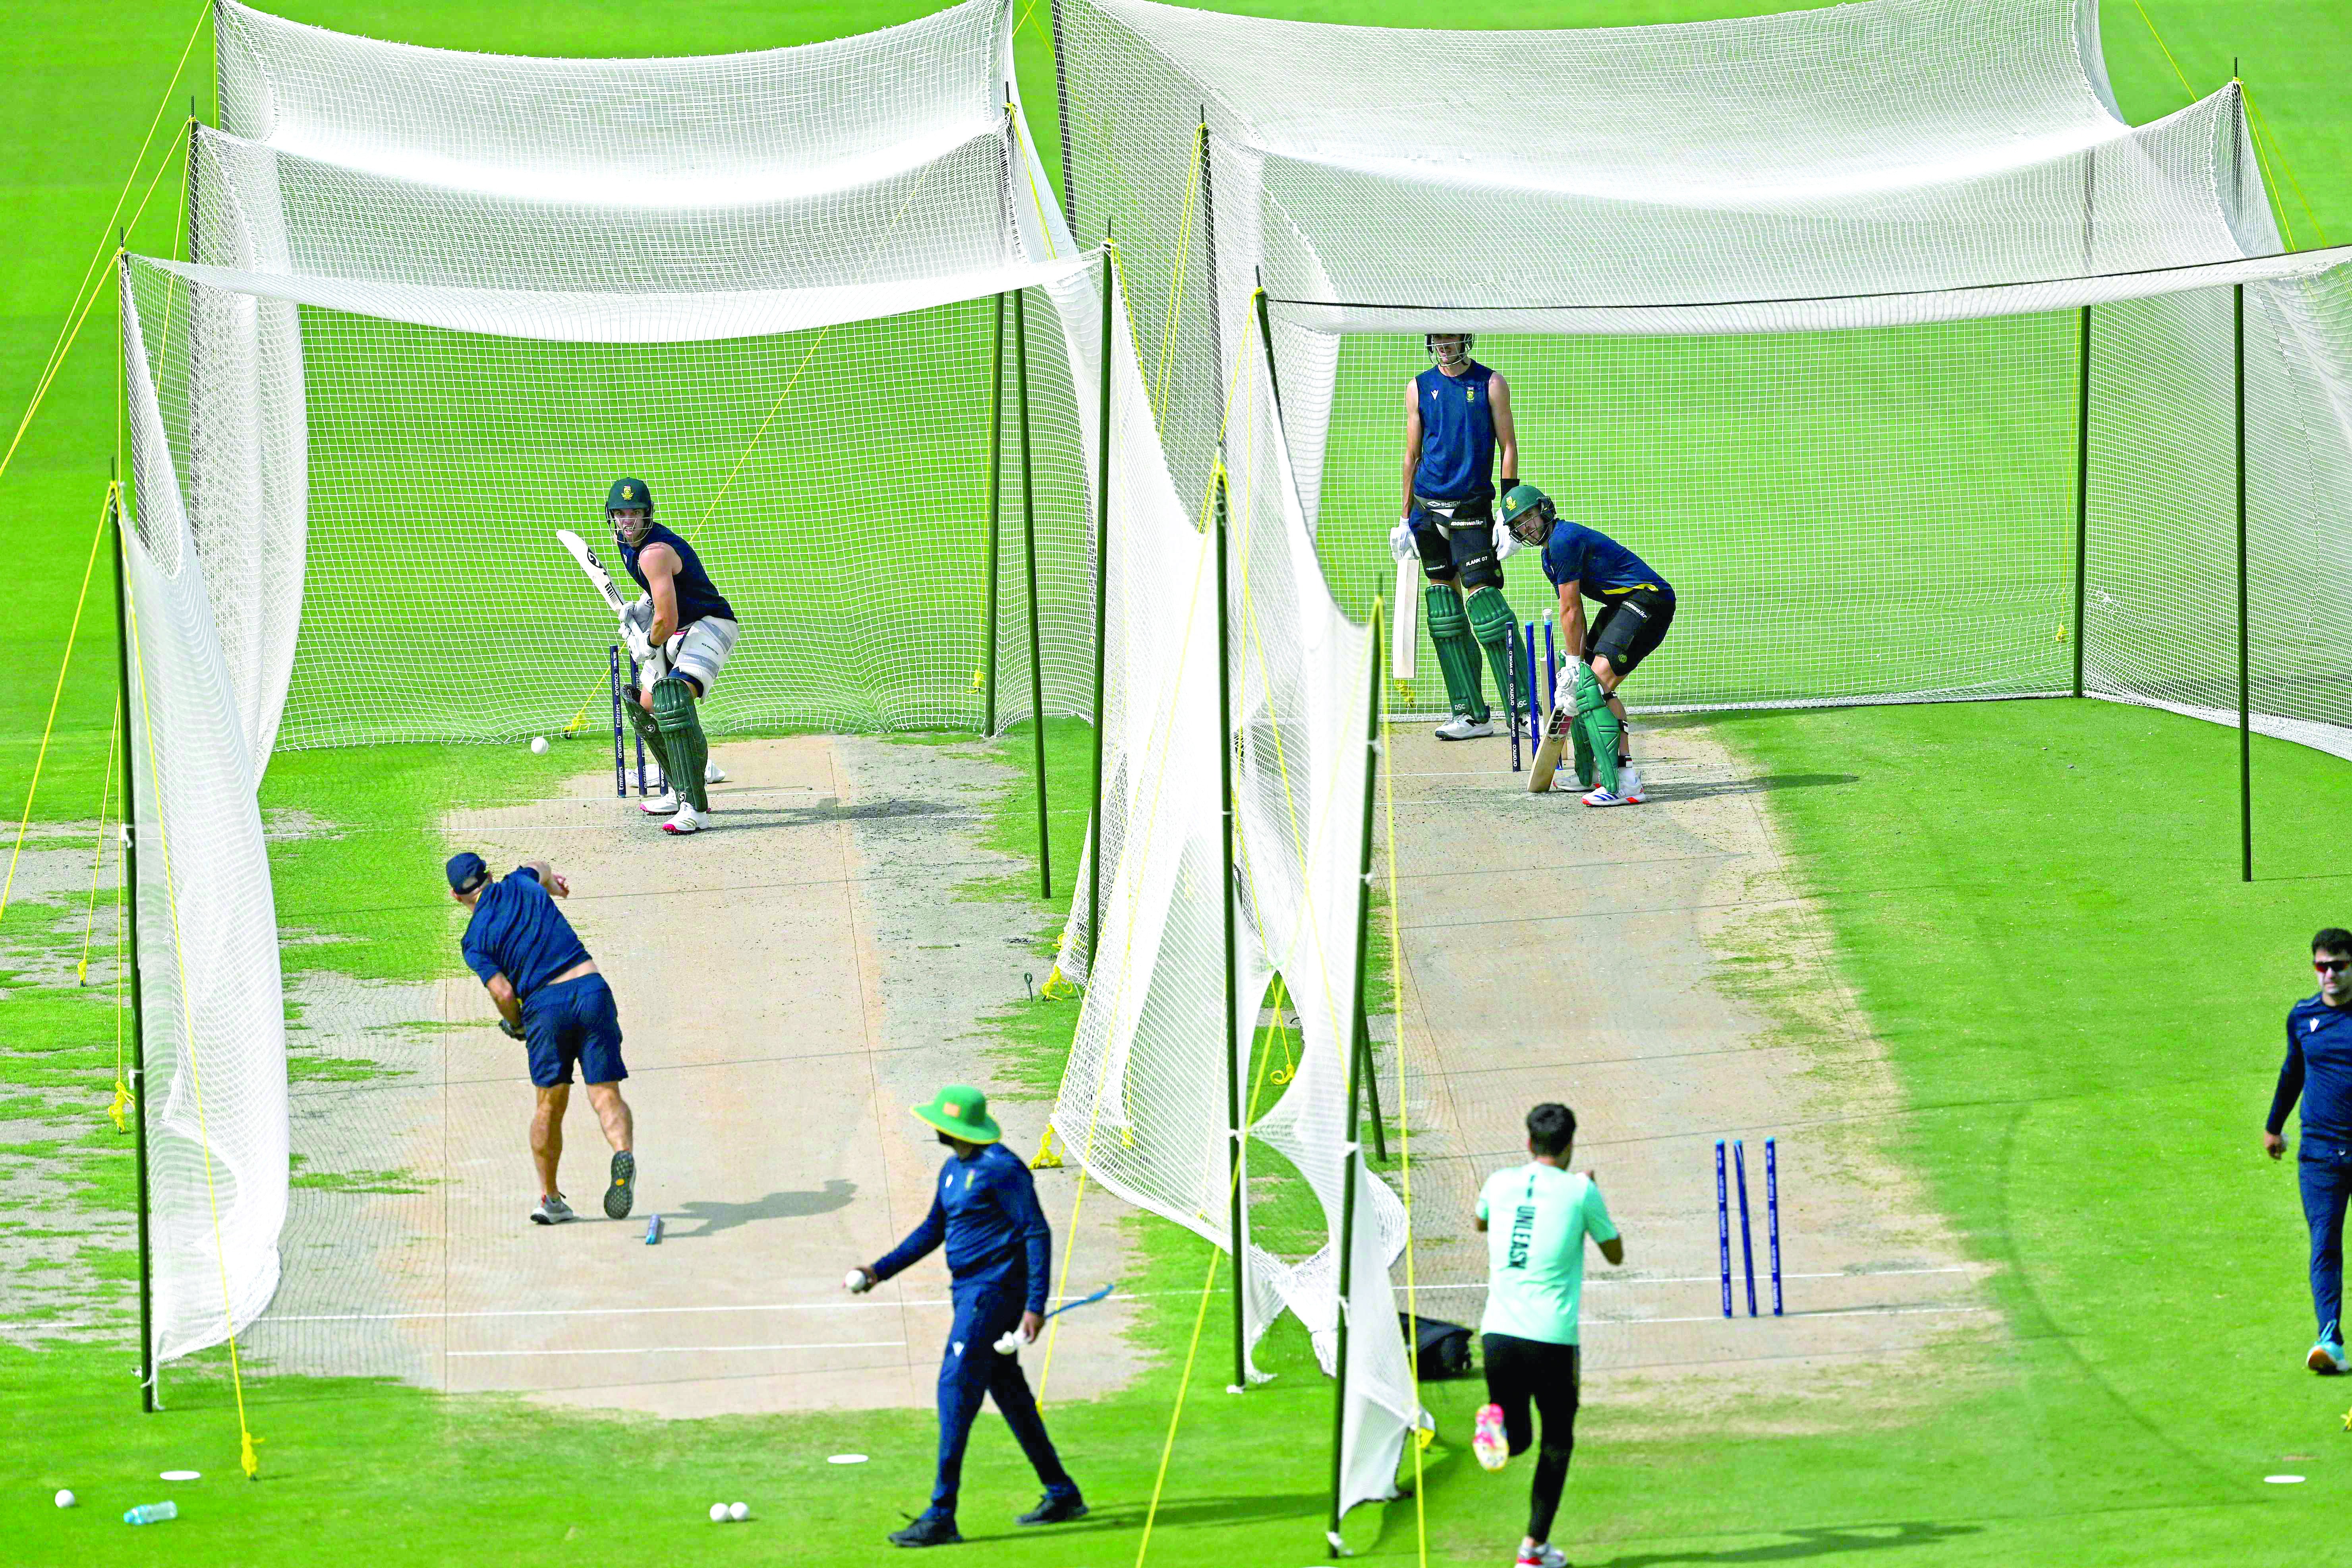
[704,759,727,784]
[637,789,680,816]
[1434,716,1496,741]
[1582,769,1644,808]
[530,1193,575,1226]
[660,801,704,835]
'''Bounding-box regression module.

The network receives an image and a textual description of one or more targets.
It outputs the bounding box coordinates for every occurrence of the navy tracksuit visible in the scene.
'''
[2267,993,2352,1339]
[870,1144,1078,1520]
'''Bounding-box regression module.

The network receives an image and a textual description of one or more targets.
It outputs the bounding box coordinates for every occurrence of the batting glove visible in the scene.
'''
[1390,517,1419,561]
[498,1017,525,1041]
[1492,522,1520,562]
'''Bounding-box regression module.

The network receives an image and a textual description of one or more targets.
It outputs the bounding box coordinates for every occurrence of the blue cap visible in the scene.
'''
[445,852,489,894]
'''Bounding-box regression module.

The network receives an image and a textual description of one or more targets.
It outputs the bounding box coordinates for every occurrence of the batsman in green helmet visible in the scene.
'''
[606,477,740,835]
[1504,484,1676,806]
[1388,331,1525,743]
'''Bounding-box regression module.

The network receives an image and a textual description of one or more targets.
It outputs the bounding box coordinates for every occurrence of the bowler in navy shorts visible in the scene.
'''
[447,851,639,1226]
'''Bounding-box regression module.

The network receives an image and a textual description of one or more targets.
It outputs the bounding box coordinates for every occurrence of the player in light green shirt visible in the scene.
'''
[1470,1102,1623,1568]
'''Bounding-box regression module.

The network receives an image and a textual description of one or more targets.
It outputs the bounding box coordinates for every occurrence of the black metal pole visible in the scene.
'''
[1328,601,1385,1546]
[112,485,156,1414]
[2073,304,2091,698]
[984,293,1005,735]
[1253,283,1283,426]
[2236,282,2252,884]
[1087,244,1113,970]
[1214,463,1247,1393]
[1015,290,1052,900]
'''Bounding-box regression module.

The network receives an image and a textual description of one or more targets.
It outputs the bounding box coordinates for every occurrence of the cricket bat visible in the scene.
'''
[556,529,663,677]
[1528,700,1572,793]
[1390,556,1417,680]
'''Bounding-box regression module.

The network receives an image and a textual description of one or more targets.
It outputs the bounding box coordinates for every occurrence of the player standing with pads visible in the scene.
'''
[1390,332,1522,740]
[446,852,638,1226]
[606,478,738,835]
[1471,1102,1623,1568]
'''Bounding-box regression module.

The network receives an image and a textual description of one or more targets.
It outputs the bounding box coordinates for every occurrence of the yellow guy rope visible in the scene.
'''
[2128,0,2196,105]
[0,0,208,490]
[124,530,263,1479]
[0,489,115,923]
[2243,87,2329,248]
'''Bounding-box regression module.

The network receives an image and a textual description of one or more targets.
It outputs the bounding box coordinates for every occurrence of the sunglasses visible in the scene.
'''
[2318,958,2352,975]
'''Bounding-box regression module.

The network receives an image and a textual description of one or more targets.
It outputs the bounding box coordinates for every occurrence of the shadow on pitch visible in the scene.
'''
[1641,773,1859,803]
[1596,1520,1981,1565]
[661,1179,855,1238]
[984,1490,1330,1539]
[708,797,963,830]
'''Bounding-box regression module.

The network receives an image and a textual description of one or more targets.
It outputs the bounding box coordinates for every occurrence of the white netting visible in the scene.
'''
[1046,257,1419,1513]
[1053,0,2352,750]
[121,260,291,1367]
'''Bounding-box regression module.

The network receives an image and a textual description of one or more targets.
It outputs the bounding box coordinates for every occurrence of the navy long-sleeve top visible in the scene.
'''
[872,1144,1052,1313]
[2267,993,2352,1147]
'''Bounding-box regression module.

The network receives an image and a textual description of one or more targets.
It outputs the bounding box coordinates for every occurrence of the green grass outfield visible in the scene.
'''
[6,0,2352,1564]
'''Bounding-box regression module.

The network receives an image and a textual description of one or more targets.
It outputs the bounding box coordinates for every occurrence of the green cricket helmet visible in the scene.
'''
[1501,483,1557,547]
[606,477,654,544]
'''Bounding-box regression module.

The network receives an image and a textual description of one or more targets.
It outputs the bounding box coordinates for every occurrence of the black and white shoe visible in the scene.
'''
[605,1151,636,1219]
[1016,1491,1087,1526]
[1434,716,1495,741]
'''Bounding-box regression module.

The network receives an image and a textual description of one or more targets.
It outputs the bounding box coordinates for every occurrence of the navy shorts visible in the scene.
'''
[1587,590,1675,675]
[520,973,627,1087]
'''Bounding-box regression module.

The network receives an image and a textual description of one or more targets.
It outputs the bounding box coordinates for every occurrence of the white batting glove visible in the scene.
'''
[1390,518,1419,561]
[1492,522,1519,562]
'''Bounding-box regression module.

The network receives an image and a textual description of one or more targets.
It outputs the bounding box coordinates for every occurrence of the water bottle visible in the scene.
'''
[124,1500,178,1525]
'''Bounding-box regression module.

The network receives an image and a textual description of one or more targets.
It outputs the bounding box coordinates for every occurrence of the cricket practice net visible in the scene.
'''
[126,0,1425,1511]
[1053,0,2352,755]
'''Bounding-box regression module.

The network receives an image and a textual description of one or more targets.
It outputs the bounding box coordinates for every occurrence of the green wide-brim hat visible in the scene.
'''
[912,1084,1001,1144]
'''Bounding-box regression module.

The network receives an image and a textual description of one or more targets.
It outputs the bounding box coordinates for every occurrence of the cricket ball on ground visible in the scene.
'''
[709,1502,729,1522]
[530,737,550,754]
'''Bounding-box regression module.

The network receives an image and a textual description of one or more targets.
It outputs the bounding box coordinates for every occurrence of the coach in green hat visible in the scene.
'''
[843,1083,1085,1546]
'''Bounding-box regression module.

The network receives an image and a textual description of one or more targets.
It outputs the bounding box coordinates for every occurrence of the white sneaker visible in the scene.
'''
[637,789,680,816]
[1434,716,1496,741]
[660,800,704,835]
[530,1193,574,1226]
[1616,767,1644,803]
[1514,1545,1567,1568]
[704,759,727,784]
[1581,783,1638,808]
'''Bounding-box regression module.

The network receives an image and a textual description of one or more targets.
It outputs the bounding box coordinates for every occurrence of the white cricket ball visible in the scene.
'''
[54,1489,74,1508]
[709,1502,729,1523]
[843,1268,864,1293]
[530,736,550,754]
[728,1502,749,1522]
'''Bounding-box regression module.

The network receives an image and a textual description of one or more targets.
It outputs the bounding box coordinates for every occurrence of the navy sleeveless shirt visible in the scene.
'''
[1413,359,1498,504]
[618,520,736,625]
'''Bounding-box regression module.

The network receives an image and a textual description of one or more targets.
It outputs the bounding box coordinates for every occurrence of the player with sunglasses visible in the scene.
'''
[2263,926,2352,1373]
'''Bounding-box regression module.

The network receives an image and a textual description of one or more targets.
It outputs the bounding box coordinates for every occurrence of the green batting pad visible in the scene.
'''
[651,675,710,811]
[1465,585,1519,718]
[621,690,674,782]
[1573,664,1620,793]
[1424,584,1488,722]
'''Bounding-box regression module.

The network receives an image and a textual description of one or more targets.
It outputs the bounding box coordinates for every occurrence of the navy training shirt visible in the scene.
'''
[619,520,737,625]
[460,867,592,1004]
[1542,518,1674,603]
[872,1143,1053,1313]
[2269,993,2352,1148]
[1412,360,1498,504]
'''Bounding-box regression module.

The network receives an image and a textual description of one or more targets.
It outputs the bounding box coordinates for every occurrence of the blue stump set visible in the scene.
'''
[1715,1137,1783,1318]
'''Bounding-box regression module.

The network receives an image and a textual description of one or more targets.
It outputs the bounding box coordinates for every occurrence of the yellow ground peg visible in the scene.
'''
[1040,967,1079,1000]
[2055,623,2069,644]
[1028,1127,1065,1171]
[240,1430,263,1479]
[970,666,987,692]
[107,1077,131,1135]
[2340,1405,2352,1432]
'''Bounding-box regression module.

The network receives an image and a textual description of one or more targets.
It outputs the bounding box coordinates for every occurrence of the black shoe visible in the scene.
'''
[604,1151,636,1219]
[1017,1492,1087,1526]
[889,1513,962,1548]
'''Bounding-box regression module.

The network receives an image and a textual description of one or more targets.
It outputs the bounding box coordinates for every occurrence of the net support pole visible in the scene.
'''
[1014,288,1051,898]
[111,484,156,1415]
[1328,600,1386,1548]
[1087,246,1113,970]
[1252,283,1283,424]
[1214,460,1247,1394]
[2235,282,2252,884]
[983,292,1005,735]
[2072,304,2091,699]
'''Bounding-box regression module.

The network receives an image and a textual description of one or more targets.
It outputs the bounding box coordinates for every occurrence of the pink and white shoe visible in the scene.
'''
[1515,1543,1567,1568]
[1472,1401,1508,1471]
[659,801,704,835]
[636,789,680,816]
